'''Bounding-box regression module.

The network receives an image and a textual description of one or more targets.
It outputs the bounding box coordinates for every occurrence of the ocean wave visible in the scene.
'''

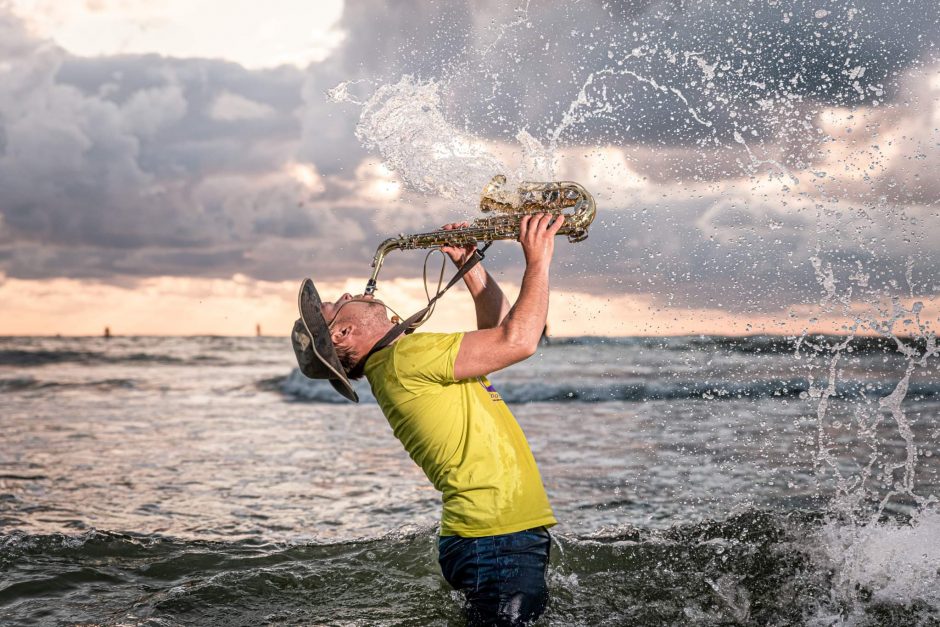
[271,369,940,404]
[0,349,189,367]
[1,510,937,626]
[275,369,377,403]
[547,334,927,356]
[0,376,138,392]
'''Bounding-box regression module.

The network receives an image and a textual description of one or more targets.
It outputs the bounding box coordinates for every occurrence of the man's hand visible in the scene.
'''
[440,222,476,266]
[519,213,565,268]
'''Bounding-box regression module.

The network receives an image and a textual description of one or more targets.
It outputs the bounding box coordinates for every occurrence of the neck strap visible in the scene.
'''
[348,242,491,378]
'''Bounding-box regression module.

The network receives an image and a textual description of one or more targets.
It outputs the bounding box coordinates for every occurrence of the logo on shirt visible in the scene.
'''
[478,377,502,402]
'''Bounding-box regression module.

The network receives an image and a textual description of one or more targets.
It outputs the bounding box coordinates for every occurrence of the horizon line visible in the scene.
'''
[0,331,922,340]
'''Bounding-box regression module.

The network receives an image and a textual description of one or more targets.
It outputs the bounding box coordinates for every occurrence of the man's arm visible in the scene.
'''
[453,214,562,381]
[440,222,511,330]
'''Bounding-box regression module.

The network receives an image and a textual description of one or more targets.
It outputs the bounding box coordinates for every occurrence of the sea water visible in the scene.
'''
[1,334,938,625]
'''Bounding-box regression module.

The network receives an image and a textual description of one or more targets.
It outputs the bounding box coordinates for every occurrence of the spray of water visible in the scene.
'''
[341,76,507,205]
[802,244,939,618]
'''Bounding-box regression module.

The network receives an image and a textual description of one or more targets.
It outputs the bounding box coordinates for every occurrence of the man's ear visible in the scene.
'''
[331,322,354,344]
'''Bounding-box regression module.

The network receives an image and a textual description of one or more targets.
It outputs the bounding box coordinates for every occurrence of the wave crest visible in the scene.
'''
[0,349,187,367]
[0,376,138,392]
[270,369,939,404]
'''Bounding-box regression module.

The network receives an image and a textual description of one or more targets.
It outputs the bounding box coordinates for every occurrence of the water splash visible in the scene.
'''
[802,246,940,619]
[331,73,572,213]
[804,250,939,517]
[343,76,506,205]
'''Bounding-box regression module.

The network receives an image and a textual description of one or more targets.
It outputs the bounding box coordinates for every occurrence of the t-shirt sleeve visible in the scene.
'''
[393,332,464,391]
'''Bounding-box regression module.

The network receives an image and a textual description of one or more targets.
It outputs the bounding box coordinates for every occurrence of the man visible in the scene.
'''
[291,214,563,626]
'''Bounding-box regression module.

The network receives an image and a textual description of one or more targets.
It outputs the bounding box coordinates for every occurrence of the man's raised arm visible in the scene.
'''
[453,214,563,381]
[441,222,511,330]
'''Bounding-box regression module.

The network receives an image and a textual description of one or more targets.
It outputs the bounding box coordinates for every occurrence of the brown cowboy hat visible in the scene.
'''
[290,277,358,403]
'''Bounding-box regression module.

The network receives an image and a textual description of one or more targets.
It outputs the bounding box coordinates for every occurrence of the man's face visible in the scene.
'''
[321,293,385,329]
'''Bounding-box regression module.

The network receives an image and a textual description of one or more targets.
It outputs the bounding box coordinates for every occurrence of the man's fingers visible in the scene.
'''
[441,221,470,231]
[528,213,542,232]
[536,213,551,233]
[520,213,564,244]
[533,214,546,237]
[519,214,532,241]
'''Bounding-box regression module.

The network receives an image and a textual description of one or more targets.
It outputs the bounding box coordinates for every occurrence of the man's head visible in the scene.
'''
[292,278,394,403]
[321,293,394,379]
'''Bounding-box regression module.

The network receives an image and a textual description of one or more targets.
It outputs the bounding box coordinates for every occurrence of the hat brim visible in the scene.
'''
[291,278,359,403]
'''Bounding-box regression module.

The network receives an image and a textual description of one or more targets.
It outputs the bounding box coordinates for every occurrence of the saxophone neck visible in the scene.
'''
[366,236,405,295]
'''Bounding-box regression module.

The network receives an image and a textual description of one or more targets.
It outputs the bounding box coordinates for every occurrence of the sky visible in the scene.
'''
[0,0,937,337]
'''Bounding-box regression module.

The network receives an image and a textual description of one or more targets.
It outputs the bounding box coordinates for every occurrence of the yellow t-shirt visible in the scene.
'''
[365,332,557,537]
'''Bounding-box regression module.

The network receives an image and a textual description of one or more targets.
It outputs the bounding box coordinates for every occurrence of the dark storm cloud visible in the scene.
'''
[310,0,938,147]
[56,55,303,174]
[0,1,937,313]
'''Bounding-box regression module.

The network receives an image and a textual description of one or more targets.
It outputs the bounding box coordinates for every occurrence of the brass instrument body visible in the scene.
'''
[364,176,596,295]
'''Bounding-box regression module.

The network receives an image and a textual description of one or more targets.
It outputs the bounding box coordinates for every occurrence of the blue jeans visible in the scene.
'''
[438,528,551,626]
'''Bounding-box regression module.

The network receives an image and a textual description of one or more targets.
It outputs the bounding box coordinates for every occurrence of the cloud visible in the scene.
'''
[0,9,323,278]
[209,92,277,121]
[120,81,188,136]
[0,0,937,323]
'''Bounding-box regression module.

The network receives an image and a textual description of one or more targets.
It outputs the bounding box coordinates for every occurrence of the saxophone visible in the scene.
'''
[364,175,597,295]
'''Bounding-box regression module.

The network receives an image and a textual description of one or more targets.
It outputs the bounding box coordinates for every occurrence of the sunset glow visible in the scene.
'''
[2,273,932,338]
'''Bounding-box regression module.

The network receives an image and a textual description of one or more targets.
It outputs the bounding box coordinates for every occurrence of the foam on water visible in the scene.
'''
[811,509,940,624]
